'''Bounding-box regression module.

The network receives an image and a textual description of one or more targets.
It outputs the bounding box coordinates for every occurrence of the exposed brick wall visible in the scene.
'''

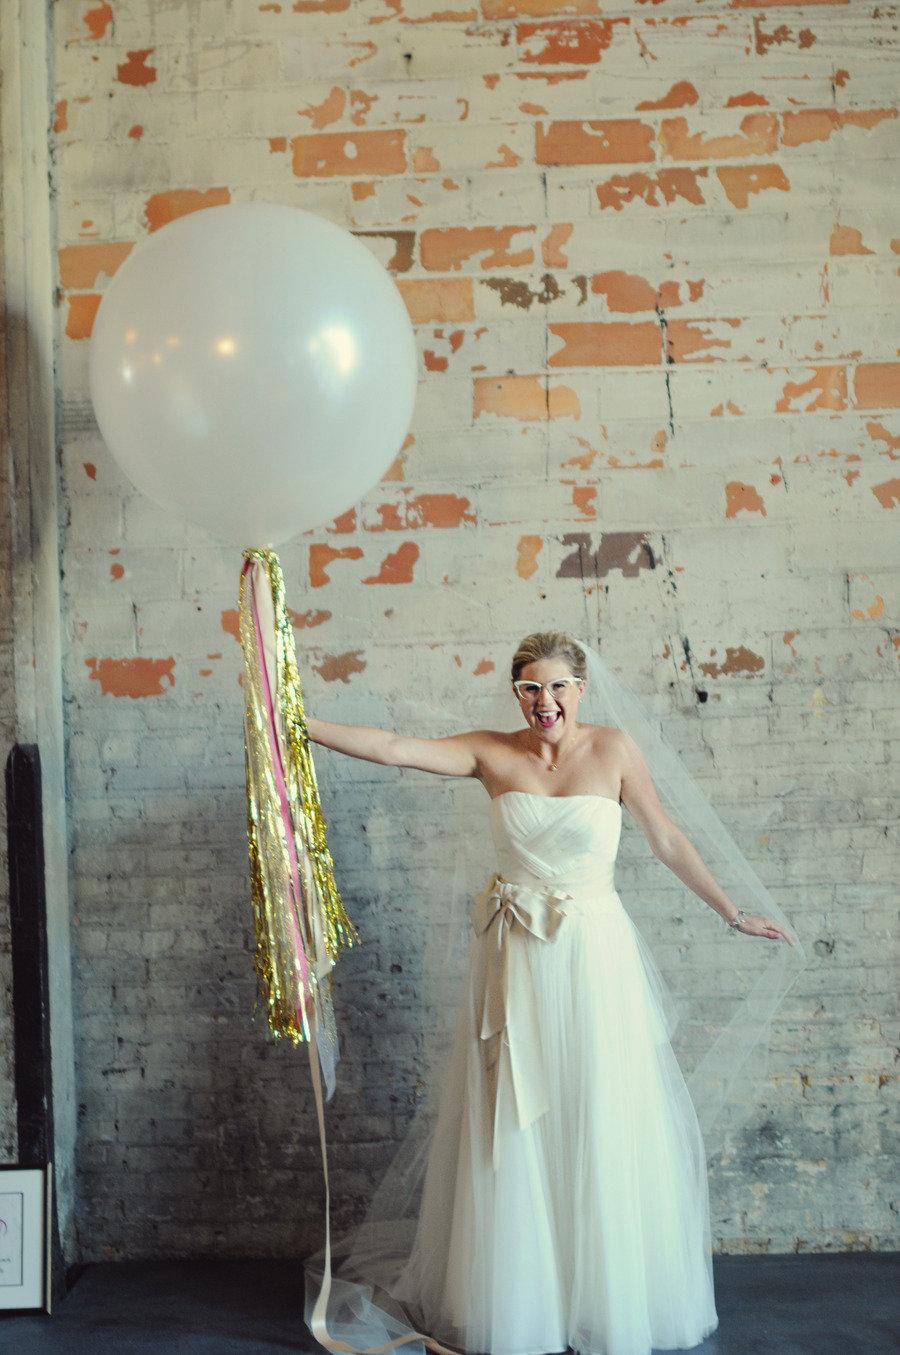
[52,0,896,1259]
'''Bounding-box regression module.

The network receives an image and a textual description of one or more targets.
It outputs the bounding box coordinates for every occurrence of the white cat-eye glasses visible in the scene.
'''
[512,678,584,701]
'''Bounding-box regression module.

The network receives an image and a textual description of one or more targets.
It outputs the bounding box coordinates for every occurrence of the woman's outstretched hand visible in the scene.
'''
[735,911,796,945]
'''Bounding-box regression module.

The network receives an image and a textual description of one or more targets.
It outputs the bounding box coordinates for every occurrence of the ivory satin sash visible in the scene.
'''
[470,873,573,1172]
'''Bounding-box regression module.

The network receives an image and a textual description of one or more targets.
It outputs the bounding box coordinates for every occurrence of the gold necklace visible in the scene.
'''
[533,727,578,773]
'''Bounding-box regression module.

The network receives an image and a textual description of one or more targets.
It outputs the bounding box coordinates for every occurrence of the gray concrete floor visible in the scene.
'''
[0,1253,896,1354]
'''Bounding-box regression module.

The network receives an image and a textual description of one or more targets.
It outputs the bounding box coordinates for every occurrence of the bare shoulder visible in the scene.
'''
[468,726,530,786]
[577,723,628,780]
[454,726,524,784]
[595,726,648,776]
[580,723,629,755]
[473,726,522,762]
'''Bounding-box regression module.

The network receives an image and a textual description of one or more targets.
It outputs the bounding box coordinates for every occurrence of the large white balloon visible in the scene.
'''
[89,203,418,548]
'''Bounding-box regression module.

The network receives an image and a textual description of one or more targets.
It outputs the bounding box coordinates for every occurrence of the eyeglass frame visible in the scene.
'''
[511,677,585,701]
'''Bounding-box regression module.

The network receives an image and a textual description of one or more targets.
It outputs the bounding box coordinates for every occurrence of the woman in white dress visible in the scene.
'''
[301,631,800,1355]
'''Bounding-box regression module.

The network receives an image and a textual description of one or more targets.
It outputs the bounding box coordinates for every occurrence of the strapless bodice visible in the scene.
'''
[488,791,623,904]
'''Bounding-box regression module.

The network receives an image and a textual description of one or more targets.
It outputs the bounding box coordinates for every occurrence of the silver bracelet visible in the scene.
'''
[726,908,748,932]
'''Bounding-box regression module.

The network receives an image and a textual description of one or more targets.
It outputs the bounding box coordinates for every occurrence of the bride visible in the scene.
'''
[301,630,798,1355]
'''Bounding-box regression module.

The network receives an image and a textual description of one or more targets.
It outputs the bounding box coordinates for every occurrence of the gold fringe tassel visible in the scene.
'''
[238,547,360,1044]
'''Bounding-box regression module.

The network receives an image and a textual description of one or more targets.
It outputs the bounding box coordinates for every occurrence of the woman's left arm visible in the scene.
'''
[617,731,795,945]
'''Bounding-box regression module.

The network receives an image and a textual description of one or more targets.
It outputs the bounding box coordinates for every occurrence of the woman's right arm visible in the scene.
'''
[306,717,481,778]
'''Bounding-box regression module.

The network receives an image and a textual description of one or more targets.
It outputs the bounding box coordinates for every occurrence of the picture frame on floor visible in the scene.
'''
[0,1163,52,1313]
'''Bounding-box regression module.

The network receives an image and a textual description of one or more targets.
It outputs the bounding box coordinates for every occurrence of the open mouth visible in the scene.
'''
[535,710,561,729]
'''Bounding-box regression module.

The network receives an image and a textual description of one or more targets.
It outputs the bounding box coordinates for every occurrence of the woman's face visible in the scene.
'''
[513,657,586,745]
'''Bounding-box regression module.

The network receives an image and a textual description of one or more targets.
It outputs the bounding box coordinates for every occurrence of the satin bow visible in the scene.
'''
[470,873,572,1171]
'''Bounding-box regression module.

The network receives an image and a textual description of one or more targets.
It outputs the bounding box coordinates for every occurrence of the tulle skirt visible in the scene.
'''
[303,884,720,1355]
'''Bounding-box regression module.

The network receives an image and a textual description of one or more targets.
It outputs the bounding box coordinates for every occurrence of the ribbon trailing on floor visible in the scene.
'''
[238,549,452,1355]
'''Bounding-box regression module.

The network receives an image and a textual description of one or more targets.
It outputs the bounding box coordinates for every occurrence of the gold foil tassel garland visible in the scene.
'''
[238,547,360,1046]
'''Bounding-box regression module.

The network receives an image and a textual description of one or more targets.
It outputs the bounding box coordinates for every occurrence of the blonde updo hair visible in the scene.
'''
[510,631,587,684]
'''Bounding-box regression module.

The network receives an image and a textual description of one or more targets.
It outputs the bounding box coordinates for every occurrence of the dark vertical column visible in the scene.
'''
[6,743,67,1307]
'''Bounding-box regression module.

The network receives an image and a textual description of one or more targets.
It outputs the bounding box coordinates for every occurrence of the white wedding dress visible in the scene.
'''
[304,791,720,1355]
